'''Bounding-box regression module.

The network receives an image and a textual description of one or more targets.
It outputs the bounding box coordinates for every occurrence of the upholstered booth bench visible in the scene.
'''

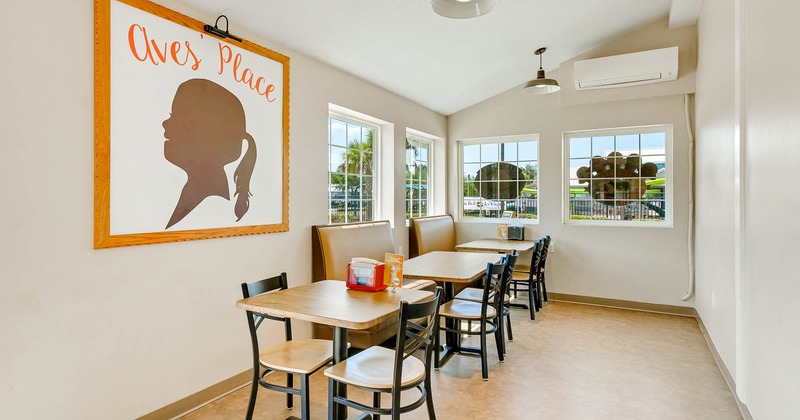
[409,214,480,295]
[311,220,437,349]
[408,214,456,258]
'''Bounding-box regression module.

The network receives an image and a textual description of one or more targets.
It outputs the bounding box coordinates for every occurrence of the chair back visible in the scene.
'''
[241,273,293,366]
[500,251,519,305]
[393,287,443,389]
[526,241,542,279]
[479,262,507,319]
[539,236,551,274]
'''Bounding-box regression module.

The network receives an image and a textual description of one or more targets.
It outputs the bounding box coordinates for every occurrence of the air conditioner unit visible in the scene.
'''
[574,47,678,90]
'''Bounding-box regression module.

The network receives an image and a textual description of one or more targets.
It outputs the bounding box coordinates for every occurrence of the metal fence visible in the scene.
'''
[568,197,665,221]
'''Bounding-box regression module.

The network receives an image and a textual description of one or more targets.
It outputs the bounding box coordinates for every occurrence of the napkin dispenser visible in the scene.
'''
[507,225,524,241]
[346,258,387,291]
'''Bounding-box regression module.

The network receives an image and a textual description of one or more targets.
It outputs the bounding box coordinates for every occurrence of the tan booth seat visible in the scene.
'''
[311,220,436,349]
[409,214,479,295]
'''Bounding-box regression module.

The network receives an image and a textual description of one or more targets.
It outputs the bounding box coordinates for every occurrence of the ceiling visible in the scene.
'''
[175,0,698,116]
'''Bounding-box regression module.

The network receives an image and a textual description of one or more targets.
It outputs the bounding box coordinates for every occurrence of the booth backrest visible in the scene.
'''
[409,214,456,258]
[311,220,436,349]
[312,220,396,282]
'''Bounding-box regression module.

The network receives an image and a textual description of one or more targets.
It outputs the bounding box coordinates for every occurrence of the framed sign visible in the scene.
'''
[94,0,289,248]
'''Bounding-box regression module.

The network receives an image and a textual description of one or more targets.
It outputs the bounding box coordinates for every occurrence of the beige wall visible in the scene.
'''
[0,0,444,418]
[447,21,696,308]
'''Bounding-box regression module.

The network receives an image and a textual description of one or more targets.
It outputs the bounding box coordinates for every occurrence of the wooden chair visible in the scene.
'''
[453,251,519,352]
[510,240,543,320]
[435,261,507,381]
[324,287,443,420]
[241,273,335,420]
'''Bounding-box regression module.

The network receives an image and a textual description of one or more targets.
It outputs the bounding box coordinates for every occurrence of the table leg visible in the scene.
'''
[332,327,348,420]
[439,282,461,367]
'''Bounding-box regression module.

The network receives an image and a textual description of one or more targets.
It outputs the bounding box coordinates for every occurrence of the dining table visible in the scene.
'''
[455,238,538,254]
[236,280,433,420]
[403,251,504,366]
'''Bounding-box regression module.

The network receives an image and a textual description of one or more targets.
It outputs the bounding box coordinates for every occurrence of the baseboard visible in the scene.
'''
[547,292,695,316]
[695,311,753,420]
[137,370,251,420]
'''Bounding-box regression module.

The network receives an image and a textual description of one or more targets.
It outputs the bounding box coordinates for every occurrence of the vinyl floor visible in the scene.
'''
[181,300,742,420]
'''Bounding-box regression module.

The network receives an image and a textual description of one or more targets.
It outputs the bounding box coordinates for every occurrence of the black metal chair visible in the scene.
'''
[241,273,335,420]
[435,261,507,381]
[324,287,443,420]
[539,235,551,303]
[510,240,543,319]
[453,251,518,352]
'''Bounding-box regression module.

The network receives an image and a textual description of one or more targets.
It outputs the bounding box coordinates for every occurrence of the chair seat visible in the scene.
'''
[454,287,510,303]
[260,339,333,374]
[514,264,531,272]
[511,271,538,282]
[439,299,497,319]
[324,346,425,390]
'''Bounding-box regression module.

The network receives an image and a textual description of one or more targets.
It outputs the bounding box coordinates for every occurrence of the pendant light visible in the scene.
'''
[431,0,499,19]
[522,47,561,94]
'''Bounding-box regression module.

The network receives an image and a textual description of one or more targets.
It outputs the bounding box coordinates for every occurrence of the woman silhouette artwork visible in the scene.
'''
[162,79,257,229]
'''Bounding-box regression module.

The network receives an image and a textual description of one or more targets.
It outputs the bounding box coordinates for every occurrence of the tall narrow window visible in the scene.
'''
[565,125,672,226]
[328,116,377,224]
[459,135,539,221]
[406,136,432,221]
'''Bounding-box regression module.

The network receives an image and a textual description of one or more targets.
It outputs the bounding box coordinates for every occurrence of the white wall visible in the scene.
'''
[694,0,738,379]
[695,0,800,418]
[741,0,800,417]
[447,21,695,308]
[0,0,444,418]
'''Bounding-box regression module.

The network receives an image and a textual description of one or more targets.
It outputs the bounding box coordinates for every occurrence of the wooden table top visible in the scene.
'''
[455,238,537,253]
[236,280,433,330]
[403,251,503,283]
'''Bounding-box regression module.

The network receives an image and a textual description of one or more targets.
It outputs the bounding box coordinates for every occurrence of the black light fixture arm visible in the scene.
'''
[534,47,547,79]
[204,15,242,42]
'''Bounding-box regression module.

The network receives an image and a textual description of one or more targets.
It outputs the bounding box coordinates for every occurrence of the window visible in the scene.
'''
[328,115,377,224]
[459,135,538,221]
[406,136,432,221]
[564,125,672,226]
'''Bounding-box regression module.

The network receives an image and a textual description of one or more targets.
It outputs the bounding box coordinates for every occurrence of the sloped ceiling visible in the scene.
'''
[174,0,700,115]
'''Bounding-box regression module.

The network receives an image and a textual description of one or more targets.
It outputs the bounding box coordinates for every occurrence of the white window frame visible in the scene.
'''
[457,134,540,224]
[562,124,673,227]
[405,131,436,223]
[327,109,382,224]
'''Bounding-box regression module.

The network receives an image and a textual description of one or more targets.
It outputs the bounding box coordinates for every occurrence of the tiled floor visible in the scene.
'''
[181,301,742,419]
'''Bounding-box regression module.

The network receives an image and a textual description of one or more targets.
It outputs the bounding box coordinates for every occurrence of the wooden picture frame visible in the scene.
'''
[94,0,289,248]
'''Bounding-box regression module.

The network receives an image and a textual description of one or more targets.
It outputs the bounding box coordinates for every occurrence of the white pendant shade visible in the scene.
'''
[522,47,561,95]
[431,0,499,19]
[522,79,561,94]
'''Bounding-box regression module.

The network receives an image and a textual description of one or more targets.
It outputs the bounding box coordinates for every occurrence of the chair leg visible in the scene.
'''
[373,392,381,420]
[434,318,441,371]
[300,374,310,420]
[494,320,504,363]
[542,273,548,302]
[424,376,436,420]
[327,378,335,420]
[527,281,536,320]
[246,371,259,420]
[287,373,294,409]
[392,387,402,420]
[505,308,514,342]
[481,324,489,380]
